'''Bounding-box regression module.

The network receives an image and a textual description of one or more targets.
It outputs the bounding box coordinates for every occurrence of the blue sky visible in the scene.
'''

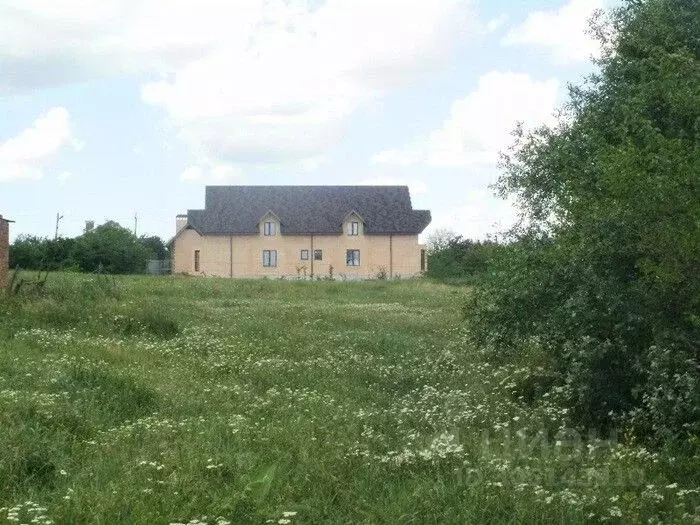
[0,0,607,242]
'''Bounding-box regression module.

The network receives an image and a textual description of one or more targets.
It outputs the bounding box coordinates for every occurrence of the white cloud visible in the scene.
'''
[359,176,428,197]
[0,107,79,182]
[372,71,559,168]
[0,0,476,169]
[426,190,518,241]
[179,163,246,184]
[502,0,604,64]
[142,0,475,168]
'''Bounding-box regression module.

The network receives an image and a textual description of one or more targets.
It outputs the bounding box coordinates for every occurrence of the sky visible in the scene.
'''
[0,0,608,242]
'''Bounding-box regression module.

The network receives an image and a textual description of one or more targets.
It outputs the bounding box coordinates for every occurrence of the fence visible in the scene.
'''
[146,259,171,275]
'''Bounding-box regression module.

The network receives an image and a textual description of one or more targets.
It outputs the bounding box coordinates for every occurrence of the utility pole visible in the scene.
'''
[54,213,63,240]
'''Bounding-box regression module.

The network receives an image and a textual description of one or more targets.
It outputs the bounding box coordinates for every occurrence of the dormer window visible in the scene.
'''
[344,211,364,236]
[264,221,276,236]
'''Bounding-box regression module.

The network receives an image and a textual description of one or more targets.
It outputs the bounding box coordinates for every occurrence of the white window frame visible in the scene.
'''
[348,221,360,236]
[300,249,309,261]
[263,221,276,236]
[346,249,360,267]
[263,250,278,267]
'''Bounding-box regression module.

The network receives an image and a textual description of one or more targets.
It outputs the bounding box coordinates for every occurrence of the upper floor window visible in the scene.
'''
[348,221,360,236]
[346,249,360,267]
[314,250,323,261]
[263,250,278,267]
[264,222,276,236]
[300,249,309,261]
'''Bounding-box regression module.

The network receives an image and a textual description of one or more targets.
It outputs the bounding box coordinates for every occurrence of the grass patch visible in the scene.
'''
[0,273,696,524]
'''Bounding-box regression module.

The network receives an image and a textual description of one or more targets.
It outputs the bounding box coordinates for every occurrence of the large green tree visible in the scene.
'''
[73,222,151,274]
[469,0,699,441]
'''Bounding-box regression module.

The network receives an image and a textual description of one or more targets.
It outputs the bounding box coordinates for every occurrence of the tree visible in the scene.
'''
[140,236,169,260]
[10,236,48,270]
[426,236,500,281]
[73,222,151,274]
[10,236,77,270]
[469,0,700,442]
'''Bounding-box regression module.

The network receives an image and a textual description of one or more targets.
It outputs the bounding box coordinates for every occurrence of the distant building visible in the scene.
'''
[0,215,12,289]
[170,186,431,279]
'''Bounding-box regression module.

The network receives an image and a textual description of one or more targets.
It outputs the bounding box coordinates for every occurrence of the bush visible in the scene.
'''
[9,223,168,275]
[468,0,700,443]
[427,236,500,282]
[73,222,151,274]
[10,236,76,271]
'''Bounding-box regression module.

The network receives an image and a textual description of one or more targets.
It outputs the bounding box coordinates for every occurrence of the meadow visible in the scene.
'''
[0,274,698,524]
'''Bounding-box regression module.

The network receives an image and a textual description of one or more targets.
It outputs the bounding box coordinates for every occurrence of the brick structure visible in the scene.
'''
[0,215,11,289]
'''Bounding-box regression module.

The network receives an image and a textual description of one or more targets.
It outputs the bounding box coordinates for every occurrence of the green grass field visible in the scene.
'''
[0,274,698,524]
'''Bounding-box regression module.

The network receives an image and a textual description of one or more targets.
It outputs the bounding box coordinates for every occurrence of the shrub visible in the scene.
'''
[468,0,700,443]
[427,236,500,282]
[10,236,77,271]
[73,222,151,274]
[10,223,168,275]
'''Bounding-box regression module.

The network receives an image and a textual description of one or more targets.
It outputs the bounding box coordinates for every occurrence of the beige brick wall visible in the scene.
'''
[172,217,425,279]
[0,217,9,289]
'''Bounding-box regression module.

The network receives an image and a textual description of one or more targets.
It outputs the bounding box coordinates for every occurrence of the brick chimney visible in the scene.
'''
[176,214,188,235]
[0,215,10,289]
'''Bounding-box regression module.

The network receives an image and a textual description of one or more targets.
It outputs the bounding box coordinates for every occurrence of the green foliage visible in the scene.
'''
[140,235,169,260]
[5,270,49,298]
[10,236,77,271]
[73,222,151,274]
[9,223,168,275]
[468,0,700,442]
[427,235,501,282]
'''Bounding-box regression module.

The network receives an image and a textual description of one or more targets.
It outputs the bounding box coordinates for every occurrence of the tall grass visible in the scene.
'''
[0,273,697,524]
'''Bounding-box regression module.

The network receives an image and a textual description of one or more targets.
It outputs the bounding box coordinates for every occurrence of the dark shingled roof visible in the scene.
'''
[184,186,431,236]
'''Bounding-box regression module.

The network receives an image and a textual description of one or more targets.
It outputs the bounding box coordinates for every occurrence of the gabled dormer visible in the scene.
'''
[343,210,364,237]
[259,211,281,237]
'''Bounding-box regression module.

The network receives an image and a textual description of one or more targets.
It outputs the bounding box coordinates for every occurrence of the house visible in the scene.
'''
[0,215,12,288]
[171,186,431,279]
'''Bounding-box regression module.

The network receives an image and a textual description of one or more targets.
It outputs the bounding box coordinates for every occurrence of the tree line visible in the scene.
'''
[10,221,169,274]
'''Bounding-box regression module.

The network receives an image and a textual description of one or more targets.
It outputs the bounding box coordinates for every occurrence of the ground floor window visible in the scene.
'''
[263,250,278,267]
[314,249,323,261]
[346,249,360,266]
[301,249,309,261]
[421,249,426,271]
[194,250,200,272]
